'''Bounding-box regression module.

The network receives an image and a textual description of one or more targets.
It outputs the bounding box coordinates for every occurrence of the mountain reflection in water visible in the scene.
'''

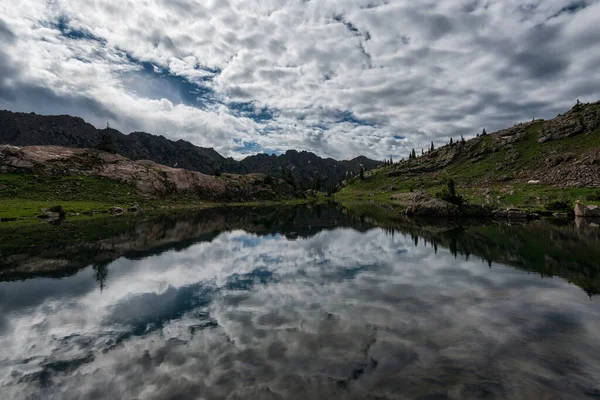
[0,203,599,399]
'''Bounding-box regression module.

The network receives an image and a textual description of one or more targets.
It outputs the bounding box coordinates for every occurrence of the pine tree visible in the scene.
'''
[481,128,487,136]
[430,141,435,152]
[411,148,416,159]
[450,137,453,145]
[461,135,465,144]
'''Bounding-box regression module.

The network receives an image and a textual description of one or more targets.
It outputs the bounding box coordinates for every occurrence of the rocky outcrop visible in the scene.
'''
[0,110,381,187]
[575,204,600,218]
[538,102,600,143]
[0,145,301,201]
[405,198,460,217]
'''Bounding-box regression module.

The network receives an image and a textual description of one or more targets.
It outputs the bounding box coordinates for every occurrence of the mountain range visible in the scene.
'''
[0,110,381,187]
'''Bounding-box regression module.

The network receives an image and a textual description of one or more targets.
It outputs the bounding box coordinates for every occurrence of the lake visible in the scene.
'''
[1,204,599,399]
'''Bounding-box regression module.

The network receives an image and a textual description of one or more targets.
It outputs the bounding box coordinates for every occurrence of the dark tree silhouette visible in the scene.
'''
[97,132,118,154]
[93,263,109,292]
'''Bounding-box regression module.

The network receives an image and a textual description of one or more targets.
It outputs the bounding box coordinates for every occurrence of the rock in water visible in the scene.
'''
[37,205,66,221]
[48,205,66,217]
[574,204,600,217]
[110,207,125,215]
[405,198,460,217]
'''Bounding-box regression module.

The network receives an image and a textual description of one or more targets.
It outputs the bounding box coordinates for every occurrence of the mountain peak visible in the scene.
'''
[0,110,381,186]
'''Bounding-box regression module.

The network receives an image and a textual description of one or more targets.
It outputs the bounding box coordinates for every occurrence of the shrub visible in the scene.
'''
[435,178,463,205]
[263,175,274,185]
[586,191,600,201]
[544,200,571,212]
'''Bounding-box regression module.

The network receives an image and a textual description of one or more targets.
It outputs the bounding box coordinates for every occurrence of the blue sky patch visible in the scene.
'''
[233,140,263,154]
[50,15,107,45]
[335,110,377,127]
[121,53,216,108]
[228,101,277,122]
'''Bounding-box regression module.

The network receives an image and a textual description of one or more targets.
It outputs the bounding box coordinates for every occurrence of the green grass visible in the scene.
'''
[0,174,146,219]
[337,116,600,210]
[0,173,316,221]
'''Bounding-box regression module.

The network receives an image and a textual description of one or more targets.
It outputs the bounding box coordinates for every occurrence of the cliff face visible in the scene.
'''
[0,111,381,186]
[0,145,300,201]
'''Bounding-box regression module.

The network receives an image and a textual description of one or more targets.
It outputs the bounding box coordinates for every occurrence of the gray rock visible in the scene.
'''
[110,207,125,214]
[128,204,141,213]
[405,198,460,217]
[574,204,600,218]
[37,211,62,221]
[37,205,66,220]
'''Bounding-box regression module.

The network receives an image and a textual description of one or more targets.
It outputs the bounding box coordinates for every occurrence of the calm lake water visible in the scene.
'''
[1,204,600,399]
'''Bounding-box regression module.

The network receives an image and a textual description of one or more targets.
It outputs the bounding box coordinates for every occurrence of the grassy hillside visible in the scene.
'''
[338,101,600,210]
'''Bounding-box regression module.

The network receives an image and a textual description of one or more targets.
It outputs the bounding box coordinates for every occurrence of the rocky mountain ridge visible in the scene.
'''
[0,110,381,187]
[0,145,300,201]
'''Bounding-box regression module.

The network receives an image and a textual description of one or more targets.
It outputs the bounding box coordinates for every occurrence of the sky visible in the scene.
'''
[0,0,599,160]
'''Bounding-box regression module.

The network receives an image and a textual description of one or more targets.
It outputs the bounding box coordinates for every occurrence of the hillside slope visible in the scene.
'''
[0,111,380,186]
[0,145,301,210]
[340,101,600,208]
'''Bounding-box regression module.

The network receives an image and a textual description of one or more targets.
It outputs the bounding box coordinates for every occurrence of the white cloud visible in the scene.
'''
[1,0,599,160]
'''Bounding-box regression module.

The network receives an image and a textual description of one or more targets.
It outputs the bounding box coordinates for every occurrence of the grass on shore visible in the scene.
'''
[336,121,600,211]
[0,173,312,221]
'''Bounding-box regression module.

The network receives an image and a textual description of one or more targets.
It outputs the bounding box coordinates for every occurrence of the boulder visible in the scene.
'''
[110,207,125,215]
[37,211,62,221]
[128,204,141,213]
[37,205,66,221]
[82,210,94,216]
[405,198,460,217]
[574,204,600,218]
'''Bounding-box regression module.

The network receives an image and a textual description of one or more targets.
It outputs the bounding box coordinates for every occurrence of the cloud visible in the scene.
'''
[0,0,599,160]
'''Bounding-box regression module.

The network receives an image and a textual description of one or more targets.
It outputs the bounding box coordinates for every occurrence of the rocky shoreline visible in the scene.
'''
[401,191,597,221]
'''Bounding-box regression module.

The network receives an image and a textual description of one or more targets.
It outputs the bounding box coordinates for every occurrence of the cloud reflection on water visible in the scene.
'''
[0,222,599,399]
